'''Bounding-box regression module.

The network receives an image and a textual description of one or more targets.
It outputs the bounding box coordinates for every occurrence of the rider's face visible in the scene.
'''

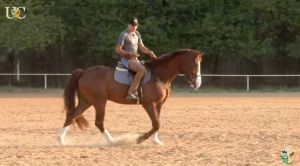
[128,24,138,32]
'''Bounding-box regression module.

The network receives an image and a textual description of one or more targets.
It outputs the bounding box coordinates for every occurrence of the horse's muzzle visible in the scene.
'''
[187,75,201,90]
[194,75,201,90]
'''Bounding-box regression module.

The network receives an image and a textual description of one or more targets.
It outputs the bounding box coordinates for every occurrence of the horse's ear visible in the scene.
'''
[193,49,204,56]
[197,52,204,62]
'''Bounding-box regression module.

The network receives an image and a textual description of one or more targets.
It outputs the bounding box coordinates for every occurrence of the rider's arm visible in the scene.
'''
[138,42,153,55]
[115,32,131,57]
[115,44,131,57]
[136,31,155,57]
[138,41,156,58]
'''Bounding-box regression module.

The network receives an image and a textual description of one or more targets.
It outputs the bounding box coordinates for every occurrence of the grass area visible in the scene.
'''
[0,86,299,93]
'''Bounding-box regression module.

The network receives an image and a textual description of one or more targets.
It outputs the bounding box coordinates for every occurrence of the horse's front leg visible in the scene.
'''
[137,102,160,144]
[152,103,164,145]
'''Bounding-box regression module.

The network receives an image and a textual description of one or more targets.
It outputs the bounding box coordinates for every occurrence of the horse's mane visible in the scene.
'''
[144,49,199,69]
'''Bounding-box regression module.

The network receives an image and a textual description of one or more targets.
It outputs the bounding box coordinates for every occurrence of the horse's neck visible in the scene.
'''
[152,57,181,86]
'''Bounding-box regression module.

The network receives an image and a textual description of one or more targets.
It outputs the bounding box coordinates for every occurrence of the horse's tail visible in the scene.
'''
[63,69,86,128]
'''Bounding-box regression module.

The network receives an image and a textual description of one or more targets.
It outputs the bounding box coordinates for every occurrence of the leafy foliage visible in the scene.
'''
[0,0,65,53]
[0,0,300,59]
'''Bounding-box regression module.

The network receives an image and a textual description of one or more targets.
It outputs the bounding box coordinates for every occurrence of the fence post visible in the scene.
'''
[247,76,249,91]
[44,74,47,90]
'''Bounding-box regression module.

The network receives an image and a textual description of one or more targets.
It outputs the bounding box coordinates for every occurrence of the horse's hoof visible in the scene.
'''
[136,136,144,144]
[58,136,65,145]
[104,138,116,146]
[106,141,116,146]
[153,139,164,146]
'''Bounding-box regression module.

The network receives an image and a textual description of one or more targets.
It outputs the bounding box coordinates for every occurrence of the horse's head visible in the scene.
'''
[144,49,203,90]
[177,49,203,90]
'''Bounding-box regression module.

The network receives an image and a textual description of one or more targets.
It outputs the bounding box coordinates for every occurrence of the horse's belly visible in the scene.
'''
[106,83,138,105]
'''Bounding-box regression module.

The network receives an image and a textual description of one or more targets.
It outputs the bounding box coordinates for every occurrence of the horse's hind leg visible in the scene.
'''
[59,99,91,145]
[93,98,114,145]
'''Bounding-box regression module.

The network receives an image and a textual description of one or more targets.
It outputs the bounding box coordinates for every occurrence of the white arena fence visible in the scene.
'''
[0,73,300,91]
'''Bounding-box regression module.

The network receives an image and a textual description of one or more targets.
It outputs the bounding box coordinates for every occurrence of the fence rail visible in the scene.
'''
[1,73,300,91]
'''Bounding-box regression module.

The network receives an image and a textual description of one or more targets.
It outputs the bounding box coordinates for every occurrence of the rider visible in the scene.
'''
[115,17,157,101]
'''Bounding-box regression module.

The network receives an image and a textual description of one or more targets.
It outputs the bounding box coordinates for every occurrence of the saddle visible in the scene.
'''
[117,61,136,81]
[114,61,152,104]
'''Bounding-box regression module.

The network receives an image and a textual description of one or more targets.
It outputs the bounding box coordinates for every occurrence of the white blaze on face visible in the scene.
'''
[194,61,202,90]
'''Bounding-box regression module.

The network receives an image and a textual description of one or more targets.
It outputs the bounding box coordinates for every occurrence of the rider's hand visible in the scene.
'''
[150,51,157,59]
[130,52,139,57]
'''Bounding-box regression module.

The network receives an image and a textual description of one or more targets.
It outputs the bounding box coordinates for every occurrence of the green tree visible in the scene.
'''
[0,0,65,79]
[252,0,300,58]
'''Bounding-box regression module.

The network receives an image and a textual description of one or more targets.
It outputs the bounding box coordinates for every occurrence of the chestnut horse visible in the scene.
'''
[59,48,203,146]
